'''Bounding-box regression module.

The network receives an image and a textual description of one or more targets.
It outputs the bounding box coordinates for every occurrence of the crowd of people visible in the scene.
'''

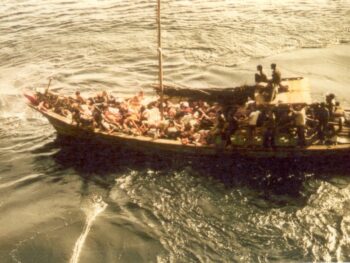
[35,88,344,148]
[37,90,230,146]
[34,63,345,148]
[252,63,344,147]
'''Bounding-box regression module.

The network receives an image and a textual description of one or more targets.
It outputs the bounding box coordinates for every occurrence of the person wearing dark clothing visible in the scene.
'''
[325,93,336,118]
[275,105,294,133]
[255,65,270,102]
[71,105,81,126]
[255,65,268,83]
[271,63,281,86]
[225,109,239,147]
[316,102,330,142]
[296,125,306,146]
[214,110,226,146]
[262,63,281,101]
[92,106,103,129]
[263,109,276,148]
[325,124,337,145]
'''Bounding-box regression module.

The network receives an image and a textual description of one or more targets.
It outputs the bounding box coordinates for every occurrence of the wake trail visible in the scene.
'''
[0,174,42,189]
[69,195,107,263]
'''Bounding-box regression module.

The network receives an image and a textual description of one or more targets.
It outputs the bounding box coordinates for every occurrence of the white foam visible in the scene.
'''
[69,195,107,263]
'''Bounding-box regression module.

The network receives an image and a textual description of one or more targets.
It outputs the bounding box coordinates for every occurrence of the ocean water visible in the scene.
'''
[1,0,350,262]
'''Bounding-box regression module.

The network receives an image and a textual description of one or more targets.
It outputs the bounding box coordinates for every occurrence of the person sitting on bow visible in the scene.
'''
[271,63,289,92]
[255,65,268,84]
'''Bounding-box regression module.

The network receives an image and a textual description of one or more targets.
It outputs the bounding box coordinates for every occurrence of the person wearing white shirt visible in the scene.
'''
[294,105,307,146]
[247,108,261,145]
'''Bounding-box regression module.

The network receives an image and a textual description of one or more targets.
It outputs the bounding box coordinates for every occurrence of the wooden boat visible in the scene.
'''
[24,79,350,159]
[24,1,350,159]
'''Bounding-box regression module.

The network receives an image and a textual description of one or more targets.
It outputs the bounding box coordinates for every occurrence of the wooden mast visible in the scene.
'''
[157,0,164,119]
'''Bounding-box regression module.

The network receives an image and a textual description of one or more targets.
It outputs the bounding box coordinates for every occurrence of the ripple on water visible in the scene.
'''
[111,169,267,262]
[252,180,350,262]
[0,0,350,262]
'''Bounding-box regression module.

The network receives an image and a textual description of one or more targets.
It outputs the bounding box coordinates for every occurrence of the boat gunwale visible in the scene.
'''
[26,102,350,156]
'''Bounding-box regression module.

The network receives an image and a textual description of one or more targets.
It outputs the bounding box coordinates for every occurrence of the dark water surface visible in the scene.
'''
[1,1,350,262]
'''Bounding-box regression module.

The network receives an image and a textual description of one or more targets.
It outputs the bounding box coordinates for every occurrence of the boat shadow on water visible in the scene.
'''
[33,135,350,201]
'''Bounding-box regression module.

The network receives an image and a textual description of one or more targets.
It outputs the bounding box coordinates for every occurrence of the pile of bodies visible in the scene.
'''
[36,90,345,147]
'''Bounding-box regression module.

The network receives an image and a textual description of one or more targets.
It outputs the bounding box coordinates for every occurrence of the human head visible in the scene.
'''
[180,101,189,109]
[75,91,80,96]
[257,65,263,71]
[109,96,116,104]
[297,104,305,111]
[271,63,276,70]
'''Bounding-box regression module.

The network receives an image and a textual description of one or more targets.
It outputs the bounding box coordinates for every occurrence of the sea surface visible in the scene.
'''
[1,0,350,262]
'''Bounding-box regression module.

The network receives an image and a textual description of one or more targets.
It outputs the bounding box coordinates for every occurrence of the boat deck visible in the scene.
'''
[255,77,312,106]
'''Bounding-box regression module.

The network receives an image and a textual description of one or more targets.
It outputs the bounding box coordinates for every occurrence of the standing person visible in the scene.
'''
[225,107,239,147]
[270,63,282,86]
[71,103,81,126]
[316,102,330,143]
[263,63,282,102]
[325,93,336,119]
[294,105,307,146]
[92,104,103,129]
[334,101,345,132]
[255,65,268,84]
[263,109,276,148]
[247,107,261,145]
[211,110,226,148]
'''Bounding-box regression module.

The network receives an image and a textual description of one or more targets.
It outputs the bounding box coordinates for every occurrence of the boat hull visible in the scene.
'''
[28,104,350,159]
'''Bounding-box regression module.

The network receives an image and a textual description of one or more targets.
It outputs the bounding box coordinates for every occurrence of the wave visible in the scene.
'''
[0,173,42,190]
